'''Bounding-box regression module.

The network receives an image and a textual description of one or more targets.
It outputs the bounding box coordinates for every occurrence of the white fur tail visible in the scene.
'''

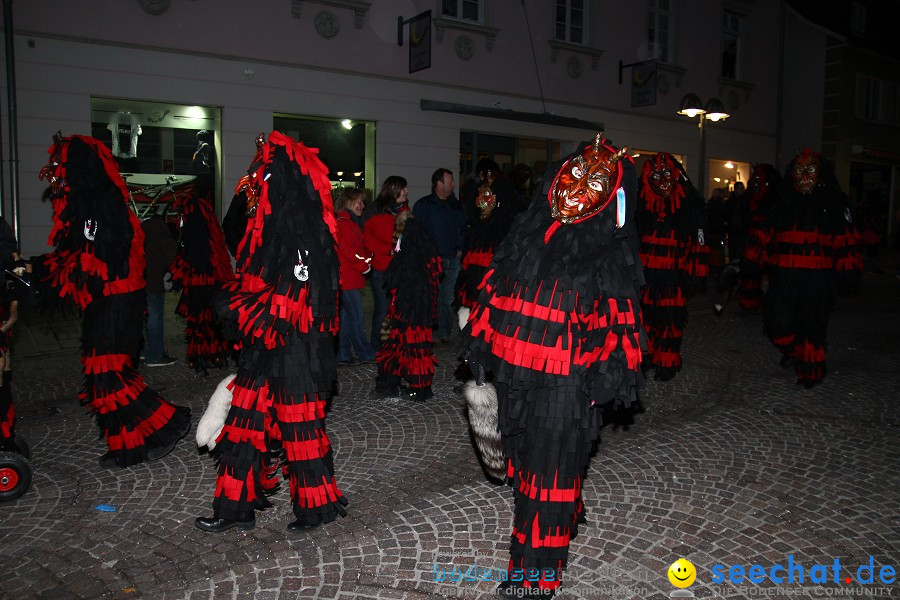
[457,306,470,331]
[196,374,236,450]
[463,380,506,481]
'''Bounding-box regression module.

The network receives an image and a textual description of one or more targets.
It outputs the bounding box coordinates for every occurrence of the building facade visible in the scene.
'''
[1,0,782,256]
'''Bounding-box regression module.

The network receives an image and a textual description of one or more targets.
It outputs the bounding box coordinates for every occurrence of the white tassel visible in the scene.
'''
[196,374,236,450]
[463,380,506,481]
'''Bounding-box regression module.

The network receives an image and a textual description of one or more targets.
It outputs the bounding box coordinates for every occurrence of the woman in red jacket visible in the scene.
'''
[362,176,409,352]
[336,188,375,365]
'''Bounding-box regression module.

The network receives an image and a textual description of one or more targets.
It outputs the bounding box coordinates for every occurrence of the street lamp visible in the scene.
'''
[677,94,730,197]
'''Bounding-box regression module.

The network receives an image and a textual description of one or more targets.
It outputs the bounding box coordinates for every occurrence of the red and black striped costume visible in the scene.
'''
[376,218,442,397]
[737,164,780,312]
[0,300,14,450]
[465,139,644,594]
[637,153,709,381]
[457,179,517,310]
[208,131,346,526]
[170,187,236,371]
[743,151,862,387]
[33,134,190,467]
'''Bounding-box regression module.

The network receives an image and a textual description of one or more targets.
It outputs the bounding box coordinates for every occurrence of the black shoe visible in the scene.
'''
[337,358,361,367]
[287,518,322,532]
[401,387,433,402]
[147,416,190,461]
[375,386,400,399]
[98,452,124,469]
[195,516,256,533]
[779,355,794,369]
[359,357,377,365]
[654,367,676,382]
[145,354,177,367]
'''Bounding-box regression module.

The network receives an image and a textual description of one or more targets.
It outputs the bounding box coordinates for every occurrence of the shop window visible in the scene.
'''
[90,97,222,210]
[273,114,376,197]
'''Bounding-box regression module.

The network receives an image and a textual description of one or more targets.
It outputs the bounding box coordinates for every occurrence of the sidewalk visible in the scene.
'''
[1,261,898,599]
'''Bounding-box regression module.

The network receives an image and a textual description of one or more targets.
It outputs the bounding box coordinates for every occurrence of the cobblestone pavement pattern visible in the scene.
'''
[1,264,898,600]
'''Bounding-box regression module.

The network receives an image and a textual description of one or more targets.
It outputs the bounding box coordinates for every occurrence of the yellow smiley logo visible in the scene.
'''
[668,558,697,588]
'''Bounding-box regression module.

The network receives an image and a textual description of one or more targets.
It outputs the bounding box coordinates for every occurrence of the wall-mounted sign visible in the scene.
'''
[408,10,431,74]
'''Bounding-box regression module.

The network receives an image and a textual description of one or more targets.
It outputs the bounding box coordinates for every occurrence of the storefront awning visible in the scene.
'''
[420,100,603,132]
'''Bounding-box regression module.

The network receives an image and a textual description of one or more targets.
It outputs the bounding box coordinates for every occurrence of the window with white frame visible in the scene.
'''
[721,10,743,79]
[647,0,675,63]
[441,0,482,23]
[555,0,587,45]
[856,75,894,123]
[850,2,867,36]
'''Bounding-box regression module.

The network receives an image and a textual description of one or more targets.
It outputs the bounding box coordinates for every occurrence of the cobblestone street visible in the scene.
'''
[1,263,898,600]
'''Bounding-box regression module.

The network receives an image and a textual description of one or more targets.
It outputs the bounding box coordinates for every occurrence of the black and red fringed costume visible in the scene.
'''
[637,153,709,381]
[203,131,346,528]
[0,300,15,451]
[737,164,781,312]
[169,185,236,371]
[33,134,190,468]
[456,177,517,310]
[375,217,442,401]
[743,150,862,388]
[464,137,645,594]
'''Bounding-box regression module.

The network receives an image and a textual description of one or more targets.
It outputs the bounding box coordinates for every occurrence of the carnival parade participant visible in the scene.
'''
[31,133,190,468]
[456,164,518,311]
[375,212,441,401]
[736,163,781,312]
[637,153,709,381]
[743,149,862,388]
[463,135,645,597]
[169,175,236,372]
[195,131,346,533]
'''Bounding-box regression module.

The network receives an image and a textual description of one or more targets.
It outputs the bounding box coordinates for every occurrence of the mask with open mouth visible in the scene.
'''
[549,134,627,225]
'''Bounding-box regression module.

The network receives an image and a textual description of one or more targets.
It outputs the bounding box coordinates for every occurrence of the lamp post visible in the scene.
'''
[677,94,730,197]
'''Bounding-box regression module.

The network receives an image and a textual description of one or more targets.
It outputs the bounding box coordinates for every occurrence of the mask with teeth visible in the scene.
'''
[549,134,626,225]
[647,153,677,199]
[476,180,498,219]
[39,131,67,198]
[791,148,821,195]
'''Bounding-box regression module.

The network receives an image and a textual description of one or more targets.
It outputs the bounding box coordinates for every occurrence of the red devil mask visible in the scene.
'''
[235,132,267,216]
[476,180,497,219]
[792,149,821,195]
[39,131,68,198]
[748,163,769,198]
[646,153,677,199]
[548,134,627,225]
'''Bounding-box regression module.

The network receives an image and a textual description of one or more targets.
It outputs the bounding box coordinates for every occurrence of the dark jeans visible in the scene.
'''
[369,269,388,352]
[338,288,374,361]
[145,291,165,362]
[436,255,460,339]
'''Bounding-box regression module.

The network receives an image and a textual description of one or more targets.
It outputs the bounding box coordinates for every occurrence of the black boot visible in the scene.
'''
[400,386,433,402]
[374,372,400,398]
